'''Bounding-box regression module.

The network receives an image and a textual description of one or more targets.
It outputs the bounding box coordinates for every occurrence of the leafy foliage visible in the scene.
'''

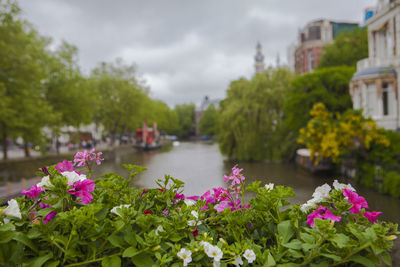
[298,103,390,164]
[0,157,398,266]
[318,27,368,69]
[218,68,293,161]
[198,104,219,137]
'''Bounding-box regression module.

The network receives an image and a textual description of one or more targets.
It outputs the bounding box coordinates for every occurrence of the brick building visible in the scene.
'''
[292,19,359,75]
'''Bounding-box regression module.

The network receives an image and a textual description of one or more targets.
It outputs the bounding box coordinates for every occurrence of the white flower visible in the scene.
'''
[265,183,274,191]
[312,184,331,202]
[243,249,256,263]
[333,180,356,192]
[213,260,220,267]
[300,199,316,213]
[155,225,164,236]
[233,256,243,266]
[184,199,195,206]
[37,176,53,187]
[200,241,212,255]
[2,199,22,219]
[187,220,202,226]
[177,248,192,266]
[110,204,131,217]
[205,245,223,262]
[191,210,199,219]
[61,171,86,184]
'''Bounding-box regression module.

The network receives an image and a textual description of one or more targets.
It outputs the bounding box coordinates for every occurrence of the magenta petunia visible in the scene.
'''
[43,212,56,224]
[68,179,95,204]
[22,185,46,199]
[186,195,200,201]
[55,160,75,173]
[174,193,185,199]
[343,189,369,214]
[39,203,51,209]
[363,211,382,223]
[306,206,341,227]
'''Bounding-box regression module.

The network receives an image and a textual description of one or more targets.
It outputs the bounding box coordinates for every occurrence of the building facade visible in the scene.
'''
[350,0,400,130]
[293,19,358,75]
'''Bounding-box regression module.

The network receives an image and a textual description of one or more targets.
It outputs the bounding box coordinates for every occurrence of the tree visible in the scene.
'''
[198,104,219,137]
[0,0,57,158]
[318,27,368,68]
[174,104,195,138]
[218,68,293,161]
[280,66,355,161]
[92,59,148,145]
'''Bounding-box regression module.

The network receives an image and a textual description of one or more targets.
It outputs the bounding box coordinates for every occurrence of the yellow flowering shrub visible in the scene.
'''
[298,103,390,164]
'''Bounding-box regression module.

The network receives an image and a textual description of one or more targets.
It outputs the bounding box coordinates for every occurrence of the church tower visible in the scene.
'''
[254,42,265,74]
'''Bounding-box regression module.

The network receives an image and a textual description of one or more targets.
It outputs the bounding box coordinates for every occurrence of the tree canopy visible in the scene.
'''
[218,68,293,161]
[318,27,368,68]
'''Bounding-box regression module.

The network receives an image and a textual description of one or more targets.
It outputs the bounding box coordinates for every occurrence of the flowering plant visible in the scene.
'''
[0,152,398,266]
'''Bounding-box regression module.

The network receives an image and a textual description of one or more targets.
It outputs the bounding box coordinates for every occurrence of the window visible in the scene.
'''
[308,26,321,40]
[308,52,314,72]
[382,89,389,116]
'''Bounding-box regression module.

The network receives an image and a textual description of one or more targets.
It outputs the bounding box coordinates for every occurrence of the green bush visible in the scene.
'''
[0,154,398,266]
[383,172,400,198]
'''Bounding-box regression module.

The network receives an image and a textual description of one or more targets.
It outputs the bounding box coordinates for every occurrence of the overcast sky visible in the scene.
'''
[18,0,376,107]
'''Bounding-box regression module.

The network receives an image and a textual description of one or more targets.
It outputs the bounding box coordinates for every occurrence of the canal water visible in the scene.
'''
[92,142,400,224]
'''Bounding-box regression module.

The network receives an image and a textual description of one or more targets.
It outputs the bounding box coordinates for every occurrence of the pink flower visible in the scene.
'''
[224,165,245,186]
[68,179,95,204]
[343,189,369,214]
[174,193,185,199]
[363,211,382,223]
[43,212,56,224]
[306,206,341,227]
[39,203,51,209]
[216,201,230,213]
[90,151,104,165]
[22,185,46,199]
[186,195,200,201]
[73,150,91,167]
[201,190,216,204]
[55,160,74,173]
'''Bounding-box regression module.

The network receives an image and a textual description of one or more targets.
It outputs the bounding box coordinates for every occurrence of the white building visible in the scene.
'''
[350,0,400,130]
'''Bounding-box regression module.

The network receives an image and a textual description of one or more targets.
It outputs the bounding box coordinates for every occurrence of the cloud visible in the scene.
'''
[18,0,377,106]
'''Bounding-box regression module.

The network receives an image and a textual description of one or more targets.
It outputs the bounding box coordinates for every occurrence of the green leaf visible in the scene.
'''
[0,223,15,231]
[381,251,392,266]
[29,252,54,267]
[277,220,294,243]
[131,252,154,266]
[349,255,375,267]
[299,232,314,244]
[13,232,38,253]
[320,253,341,261]
[277,263,300,267]
[122,246,139,258]
[331,233,349,248]
[102,255,121,267]
[95,207,109,220]
[0,231,14,243]
[266,252,276,266]
[108,234,125,248]
[44,260,60,267]
[282,239,302,250]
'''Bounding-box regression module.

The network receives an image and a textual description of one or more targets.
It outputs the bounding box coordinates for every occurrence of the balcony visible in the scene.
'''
[357,56,400,71]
